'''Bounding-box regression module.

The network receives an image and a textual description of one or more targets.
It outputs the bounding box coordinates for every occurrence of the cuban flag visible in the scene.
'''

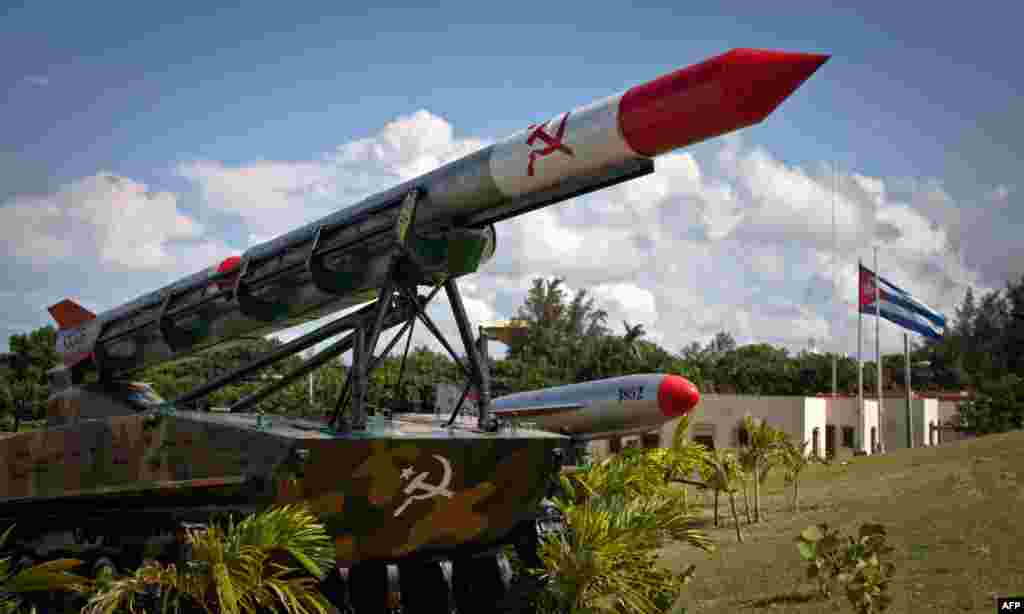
[859,265,946,340]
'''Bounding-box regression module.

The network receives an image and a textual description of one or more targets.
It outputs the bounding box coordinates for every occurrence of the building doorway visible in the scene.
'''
[642,432,661,449]
[693,424,715,450]
[870,427,877,453]
[812,428,821,458]
[825,425,836,458]
[841,426,855,448]
[693,435,715,450]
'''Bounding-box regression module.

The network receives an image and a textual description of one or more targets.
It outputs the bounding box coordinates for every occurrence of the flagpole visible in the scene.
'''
[875,246,883,453]
[832,165,838,399]
[905,332,912,449]
[857,257,863,451]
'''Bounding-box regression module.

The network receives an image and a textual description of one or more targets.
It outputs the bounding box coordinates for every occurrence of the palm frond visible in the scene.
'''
[4,558,92,594]
[223,505,334,580]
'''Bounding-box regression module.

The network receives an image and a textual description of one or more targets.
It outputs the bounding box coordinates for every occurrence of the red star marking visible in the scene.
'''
[526,112,574,176]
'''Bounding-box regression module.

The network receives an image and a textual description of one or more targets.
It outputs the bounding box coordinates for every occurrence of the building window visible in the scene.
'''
[694,435,715,450]
[609,437,622,454]
[642,432,660,449]
[870,427,877,453]
[812,428,820,458]
[842,426,855,448]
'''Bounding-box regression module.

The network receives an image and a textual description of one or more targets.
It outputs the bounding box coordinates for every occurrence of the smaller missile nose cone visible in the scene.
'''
[657,375,700,418]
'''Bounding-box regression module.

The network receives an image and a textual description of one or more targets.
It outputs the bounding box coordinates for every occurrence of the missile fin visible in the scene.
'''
[47,299,96,330]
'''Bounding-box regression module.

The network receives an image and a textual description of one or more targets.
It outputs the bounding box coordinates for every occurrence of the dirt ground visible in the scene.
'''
[658,431,1024,614]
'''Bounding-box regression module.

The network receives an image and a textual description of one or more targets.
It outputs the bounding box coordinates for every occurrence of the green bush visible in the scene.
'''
[795,523,896,613]
[956,374,1024,435]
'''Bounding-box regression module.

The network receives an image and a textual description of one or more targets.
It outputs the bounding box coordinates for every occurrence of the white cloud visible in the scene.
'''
[0,173,209,270]
[335,110,487,179]
[177,110,488,241]
[176,159,334,237]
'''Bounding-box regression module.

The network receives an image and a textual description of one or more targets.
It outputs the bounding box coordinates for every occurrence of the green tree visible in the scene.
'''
[4,326,59,423]
[1003,275,1024,376]
[779,438,813,511]
[538,450,712,614]
[738,416,784,523]
[970,289,1010,383]
[955,374,1024,435]
[622,321,646,362]
[699,450,745,542]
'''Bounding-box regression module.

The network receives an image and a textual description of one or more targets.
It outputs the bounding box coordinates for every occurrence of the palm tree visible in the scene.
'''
[741,416,784,522]
[537,452,713,614]
[622,321,646,362]
[736,446,756,524]
[779,438,813,511]
[81,504,335,614]
[0,525,93,613]
[700,450,745,543]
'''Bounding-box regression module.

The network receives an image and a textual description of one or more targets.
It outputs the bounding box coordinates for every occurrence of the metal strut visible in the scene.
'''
[172,297,403,410]
[227,290,428,415]
[398,285,473,382]
[393,314,417,409]
[444,278,494,431]
[327,286,436,428]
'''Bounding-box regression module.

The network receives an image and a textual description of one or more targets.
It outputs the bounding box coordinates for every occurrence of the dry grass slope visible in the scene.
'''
[659,430,1024,614]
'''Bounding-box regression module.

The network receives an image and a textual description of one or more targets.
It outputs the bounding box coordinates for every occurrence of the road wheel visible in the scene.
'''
[317,566,352,613]
[347,561,389,614]
[398,560,453,614]
[451,551,512,611]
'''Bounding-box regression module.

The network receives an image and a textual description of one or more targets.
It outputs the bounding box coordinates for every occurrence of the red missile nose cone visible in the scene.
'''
[619,48,830,157]
[725,49,830,125]
[657,375,700,418]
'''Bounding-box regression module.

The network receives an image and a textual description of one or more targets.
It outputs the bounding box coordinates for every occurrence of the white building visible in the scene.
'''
[586,394,890,460]
[879,397,940,449]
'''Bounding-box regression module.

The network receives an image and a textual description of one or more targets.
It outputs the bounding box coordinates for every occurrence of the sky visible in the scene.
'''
[2,1,1022,363]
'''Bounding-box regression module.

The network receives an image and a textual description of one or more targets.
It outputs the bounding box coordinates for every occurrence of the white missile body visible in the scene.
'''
[490,373,700,441]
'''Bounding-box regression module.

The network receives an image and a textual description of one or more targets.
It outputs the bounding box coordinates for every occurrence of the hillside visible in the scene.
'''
[660,431,1024,613]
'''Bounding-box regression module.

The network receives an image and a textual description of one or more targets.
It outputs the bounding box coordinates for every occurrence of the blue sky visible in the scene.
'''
[2,1,1021,358]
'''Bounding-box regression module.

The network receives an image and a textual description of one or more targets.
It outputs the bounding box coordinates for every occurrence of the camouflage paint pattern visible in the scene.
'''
[3,388,566,568]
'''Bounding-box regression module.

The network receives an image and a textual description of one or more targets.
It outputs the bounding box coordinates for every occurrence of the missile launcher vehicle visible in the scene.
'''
[0,48,827,612]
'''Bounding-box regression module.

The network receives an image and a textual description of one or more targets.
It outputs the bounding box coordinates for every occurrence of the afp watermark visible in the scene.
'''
[998,597,1024,611]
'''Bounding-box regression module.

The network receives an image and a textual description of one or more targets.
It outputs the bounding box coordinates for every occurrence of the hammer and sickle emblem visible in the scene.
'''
[393,454,455,517]
[525,112,574,177]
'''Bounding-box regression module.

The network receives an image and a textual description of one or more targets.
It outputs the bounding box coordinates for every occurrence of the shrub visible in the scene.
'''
[795,523,896,613]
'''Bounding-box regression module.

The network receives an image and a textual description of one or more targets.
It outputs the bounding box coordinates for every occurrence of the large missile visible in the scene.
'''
[49,49,829,377]
[490,374,700,441]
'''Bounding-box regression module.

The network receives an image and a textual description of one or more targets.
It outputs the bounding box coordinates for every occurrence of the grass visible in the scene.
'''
[657,431,1024,613]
